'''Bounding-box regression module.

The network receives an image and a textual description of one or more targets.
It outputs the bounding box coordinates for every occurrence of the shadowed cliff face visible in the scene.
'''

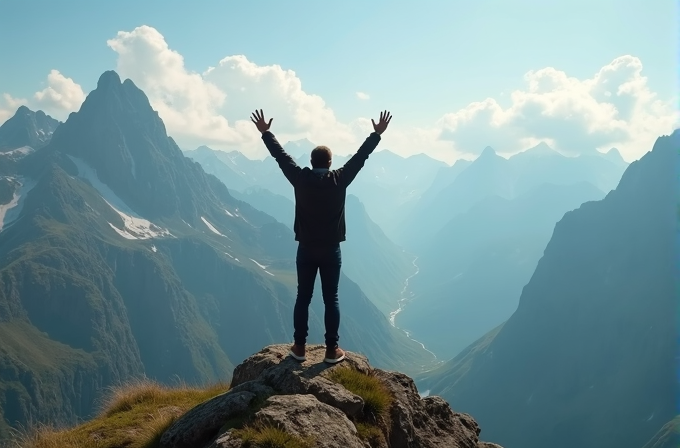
[0,106,60,152]
[421,130,679,448]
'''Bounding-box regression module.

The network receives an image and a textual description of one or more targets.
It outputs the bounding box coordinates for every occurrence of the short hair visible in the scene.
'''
[310,146,332,168]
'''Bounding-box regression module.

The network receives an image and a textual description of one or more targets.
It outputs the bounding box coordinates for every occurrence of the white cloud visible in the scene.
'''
[106,26,358,157]
[436,55,677,161]
[0,94,25,123]
[33,70,85,114]
[0,71,84,122]
[356,92,370,100]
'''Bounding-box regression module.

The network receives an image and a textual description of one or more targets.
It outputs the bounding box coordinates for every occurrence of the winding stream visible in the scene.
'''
[389,256,439,362]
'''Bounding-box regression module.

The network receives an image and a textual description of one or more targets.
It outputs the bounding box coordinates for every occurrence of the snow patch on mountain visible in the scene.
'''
[68,155,173,240]
[249,258,275,276]
[201,216,230,239]
[0,146,34,157]
[0,177,36,232]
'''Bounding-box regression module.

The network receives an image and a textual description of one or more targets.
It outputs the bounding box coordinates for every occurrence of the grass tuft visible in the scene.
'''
[12,380,230,448]
[129,412,177,448]
[234,423,315,448]
[355,422,386,446]
[325,368,393,423]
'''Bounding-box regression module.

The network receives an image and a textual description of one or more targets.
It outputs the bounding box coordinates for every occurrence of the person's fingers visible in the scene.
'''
[371,118,376,127]
[260,109,264,120]
[268,118,273,126]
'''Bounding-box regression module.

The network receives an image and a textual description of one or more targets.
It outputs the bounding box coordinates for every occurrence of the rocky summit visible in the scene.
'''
[159,344,502,448]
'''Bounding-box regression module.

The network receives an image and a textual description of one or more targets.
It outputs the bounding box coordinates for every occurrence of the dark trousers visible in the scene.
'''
[294,242,342,348]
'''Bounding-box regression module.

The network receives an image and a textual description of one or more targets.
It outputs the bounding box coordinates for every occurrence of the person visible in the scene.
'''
[251,109,392,363]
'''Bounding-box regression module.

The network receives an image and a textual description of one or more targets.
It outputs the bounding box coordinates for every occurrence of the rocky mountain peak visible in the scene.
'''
[96,70,123,89]
[479,146,496,158]
[0,106,60,151]
[45,70,229,220]
[159,344,502,448]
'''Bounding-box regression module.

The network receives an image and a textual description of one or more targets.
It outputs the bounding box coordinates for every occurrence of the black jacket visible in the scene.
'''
[261,130,381,245]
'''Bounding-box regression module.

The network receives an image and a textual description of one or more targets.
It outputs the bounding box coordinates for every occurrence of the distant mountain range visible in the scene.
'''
[398,180,607,359]
[396,143,628,253]
[418,130,679,448]
[0,72,434,438]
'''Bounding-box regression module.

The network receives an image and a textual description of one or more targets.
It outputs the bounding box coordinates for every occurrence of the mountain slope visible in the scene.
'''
[418,130,678,448]
[399,181,606,359]
[342,194,415,317]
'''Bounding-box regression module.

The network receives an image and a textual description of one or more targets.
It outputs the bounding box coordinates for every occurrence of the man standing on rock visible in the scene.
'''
[251,109,392,364]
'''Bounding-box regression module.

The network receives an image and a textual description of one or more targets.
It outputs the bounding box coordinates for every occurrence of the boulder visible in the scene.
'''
[161,344,502,448]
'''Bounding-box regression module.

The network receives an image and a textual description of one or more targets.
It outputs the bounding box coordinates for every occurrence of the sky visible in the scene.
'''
[0,0,677,163]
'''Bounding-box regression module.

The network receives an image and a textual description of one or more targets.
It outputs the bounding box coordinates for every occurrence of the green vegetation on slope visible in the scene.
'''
[14,380,229,448]
[0,321,98,440]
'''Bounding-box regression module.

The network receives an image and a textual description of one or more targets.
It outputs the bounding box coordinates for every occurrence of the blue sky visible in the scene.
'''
[0,0,677,162]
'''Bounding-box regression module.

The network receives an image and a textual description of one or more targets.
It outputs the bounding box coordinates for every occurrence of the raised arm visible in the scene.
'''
[339,110,392,187]
[251,109,301,186]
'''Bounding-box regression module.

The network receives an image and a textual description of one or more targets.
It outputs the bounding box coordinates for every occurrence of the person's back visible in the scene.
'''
[251,109,392,363]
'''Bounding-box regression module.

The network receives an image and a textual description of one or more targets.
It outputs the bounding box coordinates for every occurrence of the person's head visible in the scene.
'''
[311,145,332,169]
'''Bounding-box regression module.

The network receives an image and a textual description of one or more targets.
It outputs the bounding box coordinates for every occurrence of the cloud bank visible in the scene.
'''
[437,56,677,160]
[1,25,675,162]
[0,70,84,123]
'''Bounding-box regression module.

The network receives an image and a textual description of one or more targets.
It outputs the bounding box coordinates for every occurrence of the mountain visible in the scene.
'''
[396,142,628,252]
[183,146,256,192]
[0,71,433,438]
[396,146,513,251]
[603,147,627,167]
[282,137,316,158]
[641,416,680,448]
[417,130,679,448]
[229,186,295,229]
[397,181,606,359]
[183,145,278,193]
[0,106,60,152]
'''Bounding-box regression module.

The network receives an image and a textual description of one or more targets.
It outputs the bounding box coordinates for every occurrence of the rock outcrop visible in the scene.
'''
[160,344,501,448]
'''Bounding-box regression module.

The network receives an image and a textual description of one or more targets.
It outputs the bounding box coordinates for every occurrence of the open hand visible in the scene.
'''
[251,109,273,134]
[372,110,392,135]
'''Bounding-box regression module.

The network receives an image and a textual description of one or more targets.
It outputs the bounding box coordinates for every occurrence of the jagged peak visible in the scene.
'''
[480,146,496,157]
[97,70,122,89]
[604,147,625,163]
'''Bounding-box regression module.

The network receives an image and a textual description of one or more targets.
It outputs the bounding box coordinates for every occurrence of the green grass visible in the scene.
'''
[14,379,230,448]
[355,422,386,446]
[325,367,393,423]
[233,423,315,448]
